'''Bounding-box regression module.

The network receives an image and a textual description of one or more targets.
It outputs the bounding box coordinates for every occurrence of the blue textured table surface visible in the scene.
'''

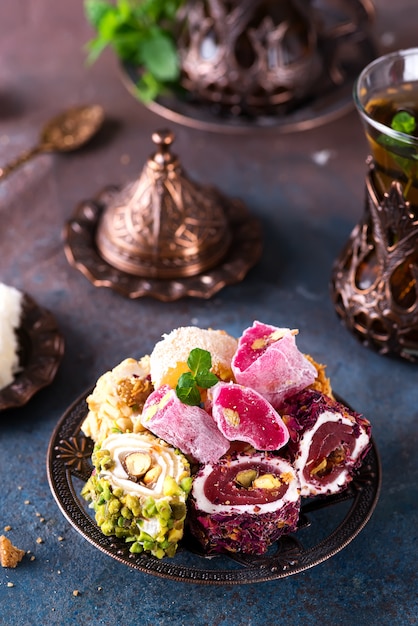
[0,1,417,625]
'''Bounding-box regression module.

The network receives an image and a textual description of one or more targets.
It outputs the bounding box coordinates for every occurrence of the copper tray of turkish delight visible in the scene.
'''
[47,388,380,584]
[47,322,381,584]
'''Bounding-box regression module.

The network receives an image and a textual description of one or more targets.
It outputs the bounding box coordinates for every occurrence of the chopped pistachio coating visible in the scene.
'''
[81,432,191,558]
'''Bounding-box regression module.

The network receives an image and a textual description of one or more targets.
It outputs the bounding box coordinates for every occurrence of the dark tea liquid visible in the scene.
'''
[364,81,418,209]
[355,81,418,305]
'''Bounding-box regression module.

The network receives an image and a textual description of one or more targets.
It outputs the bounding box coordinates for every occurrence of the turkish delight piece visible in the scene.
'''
[0,282,23,390]
[282,389,372,497]
[188,451,301,555]
[141,385,230,463]
[81,432,191,558]
[231,321,317,409]
[82,356,152,442]
[150,326,237,389]
[207,381,289,451]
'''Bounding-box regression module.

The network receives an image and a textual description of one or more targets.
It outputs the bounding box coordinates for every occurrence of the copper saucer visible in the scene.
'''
[64,186,262,301]
[0,294,64,411]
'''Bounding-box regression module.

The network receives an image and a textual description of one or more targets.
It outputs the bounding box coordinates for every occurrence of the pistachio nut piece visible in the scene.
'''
[142,465,162,485]
[252,473,282,490]
[235,469,258,488]
[123,452,152,480]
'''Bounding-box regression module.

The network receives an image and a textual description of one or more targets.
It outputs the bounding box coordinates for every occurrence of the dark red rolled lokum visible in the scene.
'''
[188,452,300,555]
[281,389,371,497]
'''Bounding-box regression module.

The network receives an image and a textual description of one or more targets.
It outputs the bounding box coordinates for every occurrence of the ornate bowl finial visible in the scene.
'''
[96,130,232,279]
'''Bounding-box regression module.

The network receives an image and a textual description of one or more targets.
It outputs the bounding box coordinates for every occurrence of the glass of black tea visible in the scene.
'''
[331,48,418,362]
[354,47,418,209]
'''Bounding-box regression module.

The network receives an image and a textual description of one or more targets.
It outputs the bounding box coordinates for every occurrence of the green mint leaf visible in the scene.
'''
[96,9,123,40]
[187,348,212,377]
[85,37,109,64]
[376,110,418,195]
[176,371,200,404]
[175,348,219,404]
[174,347,220,404]
[391,111,416,135]
[176,371,195,389]
[176,385,201,406]
[135,72,162,103]
[113,32,149,64]
[378,132,416,160]
[83,0,185,101]
[141,31,180,81]
[116,0,132,21]
[195,371,219,389]
[84,0,113,29]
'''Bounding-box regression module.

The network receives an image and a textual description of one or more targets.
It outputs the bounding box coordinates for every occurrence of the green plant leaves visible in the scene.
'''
[391,111,416,135]
[175,348,219,406]
[188,348,212,377]
[83,0,184,100]
[141,30,179,81]
[176,373,202,406]
[85,0,113,29]
[377,109,418,199]
[135,72,162,102]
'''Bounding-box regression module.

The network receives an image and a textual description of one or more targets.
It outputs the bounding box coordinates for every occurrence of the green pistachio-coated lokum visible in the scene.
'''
[81,432,191,558]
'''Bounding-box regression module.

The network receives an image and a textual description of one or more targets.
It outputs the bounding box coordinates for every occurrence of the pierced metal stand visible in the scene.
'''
[176,0,376,120]
[330,164,418,362]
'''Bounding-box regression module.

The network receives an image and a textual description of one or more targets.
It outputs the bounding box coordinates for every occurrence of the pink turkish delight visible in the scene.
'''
[207,381,289,451]
[231,321,317,409]
[141,385,230,463]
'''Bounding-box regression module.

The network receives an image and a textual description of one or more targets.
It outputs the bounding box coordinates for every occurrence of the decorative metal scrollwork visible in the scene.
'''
[331,165,418,361]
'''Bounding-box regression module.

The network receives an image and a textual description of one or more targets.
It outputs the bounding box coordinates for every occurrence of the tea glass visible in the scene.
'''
[331,48,418,361]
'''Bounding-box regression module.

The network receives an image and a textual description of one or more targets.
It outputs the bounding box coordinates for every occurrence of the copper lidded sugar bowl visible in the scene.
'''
[64,130,262,300]
[96,130,231,279]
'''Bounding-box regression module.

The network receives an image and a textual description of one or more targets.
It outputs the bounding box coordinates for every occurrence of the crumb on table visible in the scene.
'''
[0,535,25,568]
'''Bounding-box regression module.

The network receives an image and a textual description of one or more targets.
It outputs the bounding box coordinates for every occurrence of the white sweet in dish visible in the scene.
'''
[0,283,23,389]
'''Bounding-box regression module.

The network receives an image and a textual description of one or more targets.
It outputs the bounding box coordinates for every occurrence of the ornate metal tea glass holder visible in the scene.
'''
[331,48,418,362]
[176,0,375,120]
[120,0,377,134]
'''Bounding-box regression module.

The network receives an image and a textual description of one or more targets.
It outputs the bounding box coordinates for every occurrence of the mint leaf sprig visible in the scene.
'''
[391,111,416,135]
[175,348,219,406]
[378,110,418,199]
[84,0,185,102]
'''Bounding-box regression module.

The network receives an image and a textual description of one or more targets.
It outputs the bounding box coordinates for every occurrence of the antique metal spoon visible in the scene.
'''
[0,104,105,181]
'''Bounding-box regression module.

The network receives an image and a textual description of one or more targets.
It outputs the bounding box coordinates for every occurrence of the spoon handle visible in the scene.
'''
[0,144,44,181]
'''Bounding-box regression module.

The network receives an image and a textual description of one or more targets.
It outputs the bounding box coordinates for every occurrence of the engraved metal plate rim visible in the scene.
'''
[46,388,381,584]
[63,186,263,302]
[0,294,65,411]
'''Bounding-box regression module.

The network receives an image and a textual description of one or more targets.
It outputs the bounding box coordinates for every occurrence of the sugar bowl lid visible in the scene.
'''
[95,129,232,279]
